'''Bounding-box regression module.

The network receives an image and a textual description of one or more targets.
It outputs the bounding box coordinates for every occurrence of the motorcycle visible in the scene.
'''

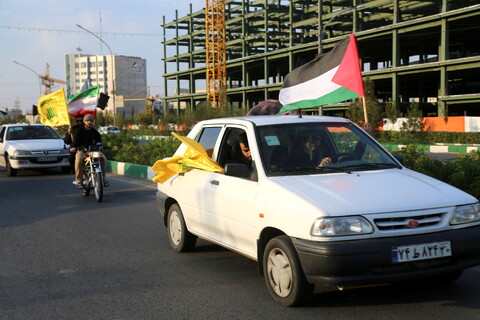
[80,144,106,202]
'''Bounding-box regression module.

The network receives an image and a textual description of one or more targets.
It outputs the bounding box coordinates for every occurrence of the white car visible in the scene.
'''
[0,124,70,176]
[98,126,120,135]
[155,116,480,306]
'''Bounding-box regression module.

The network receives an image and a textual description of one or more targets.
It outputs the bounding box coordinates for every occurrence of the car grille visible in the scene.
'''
[31,150,62,156]
[374,212,444,230]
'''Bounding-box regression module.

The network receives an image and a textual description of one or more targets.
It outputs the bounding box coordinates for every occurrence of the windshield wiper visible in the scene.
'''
[341,162,402,170]
[271,166,351,174]
[316,166,352,174]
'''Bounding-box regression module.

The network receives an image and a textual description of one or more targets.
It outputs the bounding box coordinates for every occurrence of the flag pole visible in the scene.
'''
[362,96,368,124]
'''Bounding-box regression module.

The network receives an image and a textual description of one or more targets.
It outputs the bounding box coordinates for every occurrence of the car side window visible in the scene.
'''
[216,128,244,166]
[0,127,5,142]
[196,127,222,157]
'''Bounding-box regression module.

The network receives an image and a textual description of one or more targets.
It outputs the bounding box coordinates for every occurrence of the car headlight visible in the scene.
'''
[13,150,31,156]
[311,216,373,236]
[58,149,70,156]
[450,203,480,225]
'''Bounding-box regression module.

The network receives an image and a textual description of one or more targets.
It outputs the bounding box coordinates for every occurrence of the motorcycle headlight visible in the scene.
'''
[90,151,102,158]
[450,203,480,225]
[13,150,31,156]
[311,216,373,236]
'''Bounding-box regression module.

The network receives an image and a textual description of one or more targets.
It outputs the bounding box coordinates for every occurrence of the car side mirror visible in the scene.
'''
[224,163,250,179]
[393,154,404,165]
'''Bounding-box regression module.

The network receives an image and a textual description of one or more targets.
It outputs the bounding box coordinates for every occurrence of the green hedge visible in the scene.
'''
[101,131,181,166]
[376,131,480,145]
[392,145,480,199]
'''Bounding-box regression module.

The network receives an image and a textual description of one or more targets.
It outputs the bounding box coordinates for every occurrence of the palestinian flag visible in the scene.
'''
[278,34,364,114]
[67,85,100,118]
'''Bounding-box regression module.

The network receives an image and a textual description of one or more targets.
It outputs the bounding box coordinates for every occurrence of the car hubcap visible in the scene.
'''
[267,248,292,297]
[169,211,182,245]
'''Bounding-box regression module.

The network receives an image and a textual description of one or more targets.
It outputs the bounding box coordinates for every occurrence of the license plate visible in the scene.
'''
[392,241,452,263]
[37,156,57,161]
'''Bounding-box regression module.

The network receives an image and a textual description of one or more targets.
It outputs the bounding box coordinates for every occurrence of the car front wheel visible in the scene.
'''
[6,157,17,177]
[167,204,197,252]
[263,235,313,307]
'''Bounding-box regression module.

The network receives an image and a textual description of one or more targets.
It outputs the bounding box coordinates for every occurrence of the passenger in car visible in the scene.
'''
[228,132,252,168]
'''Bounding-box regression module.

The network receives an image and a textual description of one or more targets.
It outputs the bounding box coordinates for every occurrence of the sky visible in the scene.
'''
[0,0,205,114]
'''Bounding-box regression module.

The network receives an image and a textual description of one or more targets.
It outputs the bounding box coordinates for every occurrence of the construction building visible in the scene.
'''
[64,54,147,117]
[162,0,480,117]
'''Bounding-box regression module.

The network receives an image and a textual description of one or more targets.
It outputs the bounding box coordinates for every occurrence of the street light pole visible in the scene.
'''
[316,4,365,116]
[318,5,365,54]
[76,24,116,125]
[13,60,42,96]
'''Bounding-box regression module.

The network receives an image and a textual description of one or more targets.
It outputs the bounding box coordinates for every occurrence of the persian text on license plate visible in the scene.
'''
[392,241,452,263]
[37,156,57,161]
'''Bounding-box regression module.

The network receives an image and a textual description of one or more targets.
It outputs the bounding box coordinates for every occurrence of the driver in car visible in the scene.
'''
[297,135,332,168]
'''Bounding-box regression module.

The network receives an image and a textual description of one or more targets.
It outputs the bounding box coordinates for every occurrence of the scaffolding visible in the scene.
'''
[163,0,480,117]
[205,0,227,108]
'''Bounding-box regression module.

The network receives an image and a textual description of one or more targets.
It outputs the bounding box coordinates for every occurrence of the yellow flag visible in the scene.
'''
[37,88,70,126]
[152,132,224,184]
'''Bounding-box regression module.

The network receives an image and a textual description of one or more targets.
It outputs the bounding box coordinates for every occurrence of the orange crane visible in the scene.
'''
[40,63,66,94]
[205,0,226,109]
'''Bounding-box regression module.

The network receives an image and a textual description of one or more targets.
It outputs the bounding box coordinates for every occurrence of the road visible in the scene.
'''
[1,169,480,319]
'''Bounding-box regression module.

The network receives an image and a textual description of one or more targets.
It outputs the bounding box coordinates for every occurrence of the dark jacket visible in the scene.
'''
[71,126,102,149]
[64,124,82,145]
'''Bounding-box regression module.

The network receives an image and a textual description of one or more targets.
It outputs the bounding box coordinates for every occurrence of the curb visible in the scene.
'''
[106,161,155,181]
[383,144,480,153]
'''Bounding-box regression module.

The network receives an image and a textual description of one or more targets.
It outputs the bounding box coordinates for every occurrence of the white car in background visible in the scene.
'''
[98,126,121,135]
[0,124,70,176]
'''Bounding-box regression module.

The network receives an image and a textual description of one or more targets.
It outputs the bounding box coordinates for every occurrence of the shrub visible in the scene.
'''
[392,146,480,198]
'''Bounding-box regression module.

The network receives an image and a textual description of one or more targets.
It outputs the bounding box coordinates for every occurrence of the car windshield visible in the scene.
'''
[6,126,60,140]
[257,122,400,176]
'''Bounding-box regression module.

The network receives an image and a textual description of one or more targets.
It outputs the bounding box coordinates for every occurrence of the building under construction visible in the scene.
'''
[162,0,480,117]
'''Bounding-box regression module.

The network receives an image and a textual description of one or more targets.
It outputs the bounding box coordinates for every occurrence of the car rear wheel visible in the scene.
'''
[167,204,197,252]
[6,157,17,177]
[263,235,313,307]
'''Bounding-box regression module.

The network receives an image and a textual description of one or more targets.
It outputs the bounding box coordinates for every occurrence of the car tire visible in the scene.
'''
[6,157,17,177]
[167,204,197,252]
[263,235,313,307]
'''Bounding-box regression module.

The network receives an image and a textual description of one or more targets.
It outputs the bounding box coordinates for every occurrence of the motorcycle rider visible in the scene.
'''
[69,113,109,188]
[64,114,84,174]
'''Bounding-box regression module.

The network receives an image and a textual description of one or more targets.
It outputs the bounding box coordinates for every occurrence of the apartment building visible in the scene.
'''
[65,54,147,117]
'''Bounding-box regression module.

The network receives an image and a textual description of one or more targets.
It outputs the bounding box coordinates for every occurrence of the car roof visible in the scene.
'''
[197,115,351,127]
[1,123,49,128]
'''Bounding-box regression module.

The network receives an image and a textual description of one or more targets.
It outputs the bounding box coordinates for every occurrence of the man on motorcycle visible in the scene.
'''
[69,113,109,188]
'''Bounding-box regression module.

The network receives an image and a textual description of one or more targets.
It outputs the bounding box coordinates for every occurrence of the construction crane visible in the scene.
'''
[205,0,226,109]
[40,63,66,94]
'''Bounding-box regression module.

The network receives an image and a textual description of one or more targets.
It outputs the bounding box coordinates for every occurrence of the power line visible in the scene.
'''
[0,25,163,38]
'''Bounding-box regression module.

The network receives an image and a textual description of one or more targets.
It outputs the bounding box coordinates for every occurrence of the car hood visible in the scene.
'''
[270,168,477,216]
[7,139,66,151]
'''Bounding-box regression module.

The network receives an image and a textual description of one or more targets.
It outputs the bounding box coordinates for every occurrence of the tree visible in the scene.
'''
[346,80,382,134]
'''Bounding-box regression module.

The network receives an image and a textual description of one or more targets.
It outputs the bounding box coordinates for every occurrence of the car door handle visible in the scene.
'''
[210,180,219,185]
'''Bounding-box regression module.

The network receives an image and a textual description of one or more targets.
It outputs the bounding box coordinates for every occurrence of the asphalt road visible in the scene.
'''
[1,169,480,320]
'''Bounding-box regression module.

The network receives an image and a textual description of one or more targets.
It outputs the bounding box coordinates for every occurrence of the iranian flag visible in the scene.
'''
[278,34,364,114]
[67,85,100,118]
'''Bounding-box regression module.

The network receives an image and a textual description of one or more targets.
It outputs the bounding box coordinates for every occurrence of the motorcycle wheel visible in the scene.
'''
[93,171,103,202]
[82,167,90,197]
